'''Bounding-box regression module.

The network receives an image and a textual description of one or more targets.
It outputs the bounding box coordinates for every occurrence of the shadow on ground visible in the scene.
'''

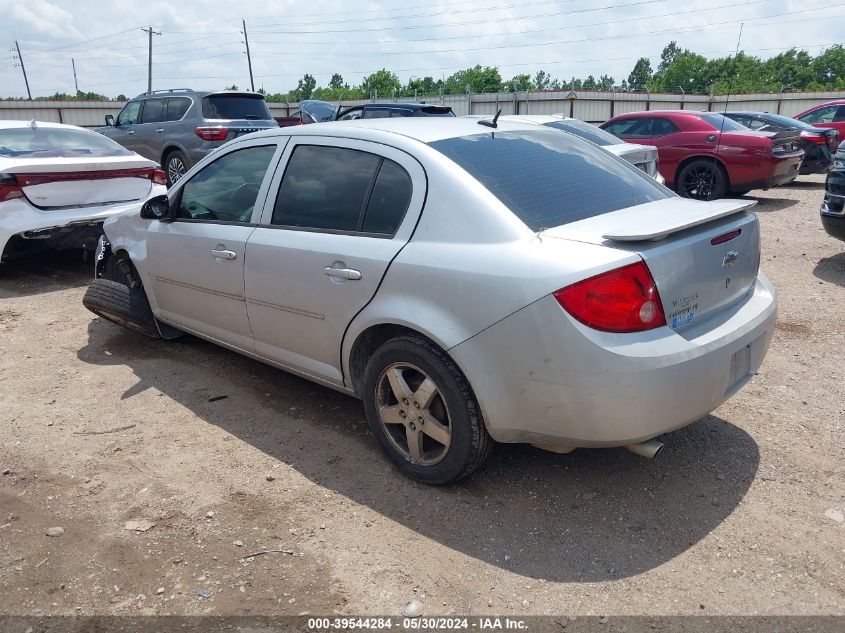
[814,250,845,286]
[744,196,799,213]
[780,179,825,190]
[0,250,91,299]
[78,319,759,583]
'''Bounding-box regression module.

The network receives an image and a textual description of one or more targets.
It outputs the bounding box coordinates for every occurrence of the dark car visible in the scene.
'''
[724,111,839,174]
[600,110,804,200]
[821,141,845,241]
[335,103,454,120]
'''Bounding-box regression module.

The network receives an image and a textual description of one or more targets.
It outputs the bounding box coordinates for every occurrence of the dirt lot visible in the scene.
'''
[1,175,843,617]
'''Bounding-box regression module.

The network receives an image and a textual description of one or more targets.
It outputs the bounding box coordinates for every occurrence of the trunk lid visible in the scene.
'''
[606,143,660,179]
[543,197,760,331]
[2,155,156,208]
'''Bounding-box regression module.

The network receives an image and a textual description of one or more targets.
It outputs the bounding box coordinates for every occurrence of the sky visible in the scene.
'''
[0,0,841,99]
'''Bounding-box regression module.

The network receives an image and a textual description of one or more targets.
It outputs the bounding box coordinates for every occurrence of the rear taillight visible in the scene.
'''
[553,261,666,333]
[195,127,228,141]
[152,168,167,185]
[0,174,24,202]
[801,132,827,145]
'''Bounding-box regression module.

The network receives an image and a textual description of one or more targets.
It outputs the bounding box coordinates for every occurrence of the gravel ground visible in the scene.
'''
[0,175,843,617]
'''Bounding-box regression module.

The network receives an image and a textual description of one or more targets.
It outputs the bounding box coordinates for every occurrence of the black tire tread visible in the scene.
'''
[363,335,493,484]
[677,158,728,200]
[83,278,160,338]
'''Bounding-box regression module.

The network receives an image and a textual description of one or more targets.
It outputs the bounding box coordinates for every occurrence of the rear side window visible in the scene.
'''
[362,160,412,234]
[140,98,165,124]
[604,118,653,138]
[362,109,391,119]
[652,117,679,136]
[166,97,191,121]
[543,120,621,146]
[272,145,411,235]
[429,129,671,231]
[697,113,748,132]
[202,95,272,120]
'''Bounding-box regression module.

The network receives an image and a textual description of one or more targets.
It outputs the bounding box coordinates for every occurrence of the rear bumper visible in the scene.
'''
[732,153,803,190]
[450,274,777,446]
[0,185,166,260]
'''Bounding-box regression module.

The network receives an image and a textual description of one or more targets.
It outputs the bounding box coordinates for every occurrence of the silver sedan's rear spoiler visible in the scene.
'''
[602,198,757,242]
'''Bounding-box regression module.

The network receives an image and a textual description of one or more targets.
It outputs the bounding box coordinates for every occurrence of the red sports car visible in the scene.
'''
[600,111,804,200]
[794,100,845,139]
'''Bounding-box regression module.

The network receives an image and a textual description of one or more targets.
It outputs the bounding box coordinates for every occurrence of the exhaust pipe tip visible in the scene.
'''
[626,439,664,459]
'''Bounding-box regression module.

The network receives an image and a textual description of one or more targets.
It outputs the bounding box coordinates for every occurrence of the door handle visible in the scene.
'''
[155,128,165,133]
[324,266,362,280]
[127,130,135,135]
[211,248,238,260]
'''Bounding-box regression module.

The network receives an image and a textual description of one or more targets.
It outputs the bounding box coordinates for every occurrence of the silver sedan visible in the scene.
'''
[83,117,777,484]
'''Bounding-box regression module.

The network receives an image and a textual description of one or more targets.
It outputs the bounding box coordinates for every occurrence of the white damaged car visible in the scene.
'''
[0,120,166,262]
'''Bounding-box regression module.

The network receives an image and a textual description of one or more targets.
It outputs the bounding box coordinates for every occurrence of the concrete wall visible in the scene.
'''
[2,90,843,128]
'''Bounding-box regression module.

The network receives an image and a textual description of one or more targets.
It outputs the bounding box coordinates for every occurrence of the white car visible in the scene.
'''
[83,118,776,484]
[465,113,665,184]
[0,120,166,262]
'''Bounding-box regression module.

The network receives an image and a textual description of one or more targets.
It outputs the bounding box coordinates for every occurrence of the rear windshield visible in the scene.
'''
[542,119,620,146]
[757,113,814,131]
[202,95,272,120]
[696,113,749,132]
[301,100,339,122]
[429,129,671,230]
[0,126,133,158]
[414,106,454,117]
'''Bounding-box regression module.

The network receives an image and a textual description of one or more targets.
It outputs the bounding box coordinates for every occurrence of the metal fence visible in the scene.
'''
[2,89,843,127]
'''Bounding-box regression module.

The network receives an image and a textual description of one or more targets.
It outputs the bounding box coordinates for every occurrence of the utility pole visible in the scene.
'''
[141,26,161,93]
[242,19,254,92]
[14,41,32,100]
[72,58,79,95]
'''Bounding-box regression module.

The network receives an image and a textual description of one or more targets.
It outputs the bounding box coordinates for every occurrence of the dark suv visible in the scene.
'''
[97,89,278,185]
[821,141,845,241]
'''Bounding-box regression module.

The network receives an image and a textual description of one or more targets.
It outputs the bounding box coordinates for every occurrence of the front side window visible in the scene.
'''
[175,145,276,223]
[271,145,411,235]
[117,101,142,126]
[140,98,165,124]
[337,108,363,121]
[798,106,837,124]
[430,129,671,231]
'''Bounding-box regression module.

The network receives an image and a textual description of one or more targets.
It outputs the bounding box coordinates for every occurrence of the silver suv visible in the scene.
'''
[97,89,278,185]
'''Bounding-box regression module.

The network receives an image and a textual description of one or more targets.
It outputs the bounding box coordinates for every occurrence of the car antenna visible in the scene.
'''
[478,109,502,129]
[707,22,743,201]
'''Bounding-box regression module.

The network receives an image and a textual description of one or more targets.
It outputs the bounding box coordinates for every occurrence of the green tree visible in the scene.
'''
[627,57,652,92]
[294,74,317,100]
[813,45,845,89]
[582,75,598,90]
[443,65,503,94]
[597,75,614,90]
[533,70,551,91]
[224,84,238,91]
[329,73,345,90]
[658,41,683,72]
[360,69,401,98]
[507,74,533,91]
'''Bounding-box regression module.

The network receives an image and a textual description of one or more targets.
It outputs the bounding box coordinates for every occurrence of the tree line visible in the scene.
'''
[12,42,845,102]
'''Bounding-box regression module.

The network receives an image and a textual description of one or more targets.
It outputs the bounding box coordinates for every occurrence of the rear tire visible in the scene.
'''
[677,159,728,200]
[164,149,188,187]
[361,335,493,485]
[83,278,161,338]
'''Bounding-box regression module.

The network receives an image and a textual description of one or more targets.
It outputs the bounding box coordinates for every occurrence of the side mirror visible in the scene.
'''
[105,114,115,126]
[140,194,171,221]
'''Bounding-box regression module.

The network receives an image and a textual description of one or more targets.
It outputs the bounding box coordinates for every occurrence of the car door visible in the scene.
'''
[132,97,167,161]
[244,138,426,386]
[101,100,143,152]
[142,139,283,350]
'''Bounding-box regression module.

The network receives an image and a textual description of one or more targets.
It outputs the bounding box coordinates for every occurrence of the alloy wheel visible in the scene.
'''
[682,164,716,200]
[375,362,452,466]
[167,156,187,184]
